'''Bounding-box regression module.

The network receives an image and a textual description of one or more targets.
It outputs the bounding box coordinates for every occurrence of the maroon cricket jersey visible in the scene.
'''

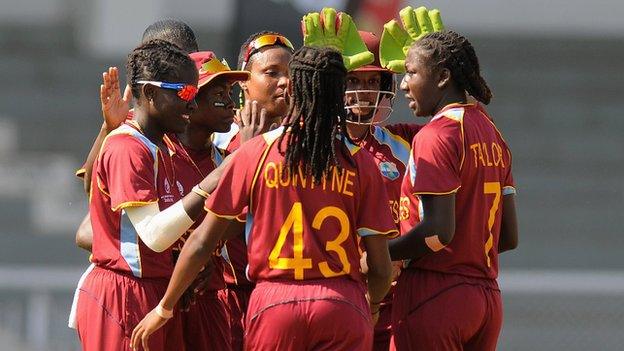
[205,127,398,283]
[212,124,253,286]
[166,134,226,291]
[400,103,516,279]
[89,121,181,278]
[360,123,422,227]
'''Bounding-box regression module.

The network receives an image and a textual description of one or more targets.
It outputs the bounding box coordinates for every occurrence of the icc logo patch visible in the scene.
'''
[379,162,400,180]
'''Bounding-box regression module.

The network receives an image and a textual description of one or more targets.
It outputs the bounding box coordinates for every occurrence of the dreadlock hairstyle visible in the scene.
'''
[279,46,352,184]
[142,19,199,54]
[414,30,492,104]
[126,39,196,100]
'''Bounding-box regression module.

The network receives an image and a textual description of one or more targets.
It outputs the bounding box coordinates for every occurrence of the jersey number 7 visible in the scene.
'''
[483,182,501,267]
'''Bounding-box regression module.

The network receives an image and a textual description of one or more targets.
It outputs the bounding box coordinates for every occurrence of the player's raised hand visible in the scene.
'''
[301,7,374,71]
[130,308,169,351]
[379,6,444,73]
[100,66,131,132]
[238,100,268,144]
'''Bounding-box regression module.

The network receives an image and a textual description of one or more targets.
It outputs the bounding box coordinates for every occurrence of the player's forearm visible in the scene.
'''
[127,202,194,253]
[498,194,518,253]
[363,236,393,306]
[390,195,455,260]
[388,219,451,261]
[366,261,392,307]
[160,214,226,310]
[180,153,236,219]
[75,212,93,252]
[82,123,108,194]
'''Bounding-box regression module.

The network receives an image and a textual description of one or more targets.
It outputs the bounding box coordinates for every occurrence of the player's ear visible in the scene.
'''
[437,67,451,89]
[286,80,293,96]
[239,81,248,92]
[142,84,157,103]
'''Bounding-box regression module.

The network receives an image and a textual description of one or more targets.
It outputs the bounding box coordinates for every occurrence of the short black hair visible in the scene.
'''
[142,19,199,54]
[126,39,196,99]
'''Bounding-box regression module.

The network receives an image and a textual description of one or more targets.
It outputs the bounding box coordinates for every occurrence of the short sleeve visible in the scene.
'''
[99,135,158,211]
[411,119,463,195]
[355,153,399,238]
[204,142,256,219]
[385,123,423,143]
[75,166,86,179]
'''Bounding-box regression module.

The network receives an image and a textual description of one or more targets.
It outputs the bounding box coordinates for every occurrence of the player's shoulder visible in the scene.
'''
[430,104,471,125]
[234,126,285,160]
[212,122,240,151]
[101,124,157,159]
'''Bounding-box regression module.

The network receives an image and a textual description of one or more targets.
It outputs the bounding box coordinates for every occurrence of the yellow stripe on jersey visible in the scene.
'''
[412,186,461,196]
[205,207,245,220]
[357,227,399,238]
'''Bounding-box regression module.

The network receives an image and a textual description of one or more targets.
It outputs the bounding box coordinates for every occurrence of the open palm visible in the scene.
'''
[100,66,131,132]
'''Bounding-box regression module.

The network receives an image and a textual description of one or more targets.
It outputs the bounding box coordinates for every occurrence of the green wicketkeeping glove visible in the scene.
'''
[302,7,374,71]
[379,6,444,73]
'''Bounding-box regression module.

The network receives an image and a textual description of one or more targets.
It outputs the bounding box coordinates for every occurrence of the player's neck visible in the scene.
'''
[433,90,467,116]
[346,122,371,142]
[178,125,213,152]
[133,112,165,146]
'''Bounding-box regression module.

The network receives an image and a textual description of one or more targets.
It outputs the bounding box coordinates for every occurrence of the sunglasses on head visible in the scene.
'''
[136,80,199,102]
[241,34,294,70]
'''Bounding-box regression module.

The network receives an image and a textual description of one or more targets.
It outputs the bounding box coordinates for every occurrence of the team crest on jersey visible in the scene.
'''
[379,162,400,180]
[164,178,171,193]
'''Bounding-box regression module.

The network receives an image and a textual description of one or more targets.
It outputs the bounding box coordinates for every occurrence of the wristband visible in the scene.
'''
[192,185,210,199]
[155,303,173,319]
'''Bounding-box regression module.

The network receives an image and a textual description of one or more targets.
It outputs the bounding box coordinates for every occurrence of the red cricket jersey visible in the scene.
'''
[89,121,181,278]
[400,103,515,279]
[205,127,398,283]
[212,123,252,286]
[166,134,226,291]
[361,123,422,227]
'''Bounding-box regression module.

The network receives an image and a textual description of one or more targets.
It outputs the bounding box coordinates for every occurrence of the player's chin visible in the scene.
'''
[170,117,190,133]
[272,99,289,116]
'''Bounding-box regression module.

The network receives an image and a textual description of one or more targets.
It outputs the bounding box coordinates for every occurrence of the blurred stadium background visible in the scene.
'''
[0,0,622,350]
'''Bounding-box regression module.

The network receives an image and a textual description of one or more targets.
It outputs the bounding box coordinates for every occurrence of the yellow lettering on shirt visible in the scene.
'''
[389,199,400,224]
[399,196,410,222]
[469,142,506,169]
[262,161,356,197]
[265,162,279,188]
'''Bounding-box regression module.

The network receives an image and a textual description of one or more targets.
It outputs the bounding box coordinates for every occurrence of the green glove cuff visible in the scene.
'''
[343,51,375,71]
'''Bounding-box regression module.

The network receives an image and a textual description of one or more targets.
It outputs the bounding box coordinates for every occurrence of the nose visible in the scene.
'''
[277,73,289,89]
[187,98,198,112]
[399,74,409,92]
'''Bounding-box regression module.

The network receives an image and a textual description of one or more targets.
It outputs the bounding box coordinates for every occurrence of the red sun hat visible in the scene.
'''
[190,51,250,89]
[354,31,393,73]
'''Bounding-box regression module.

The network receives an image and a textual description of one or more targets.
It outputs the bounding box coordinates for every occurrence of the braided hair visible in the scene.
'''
[279,46,352,183]
[414,30,492,104]
[126,39,195,100]
[141,19,199,54]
